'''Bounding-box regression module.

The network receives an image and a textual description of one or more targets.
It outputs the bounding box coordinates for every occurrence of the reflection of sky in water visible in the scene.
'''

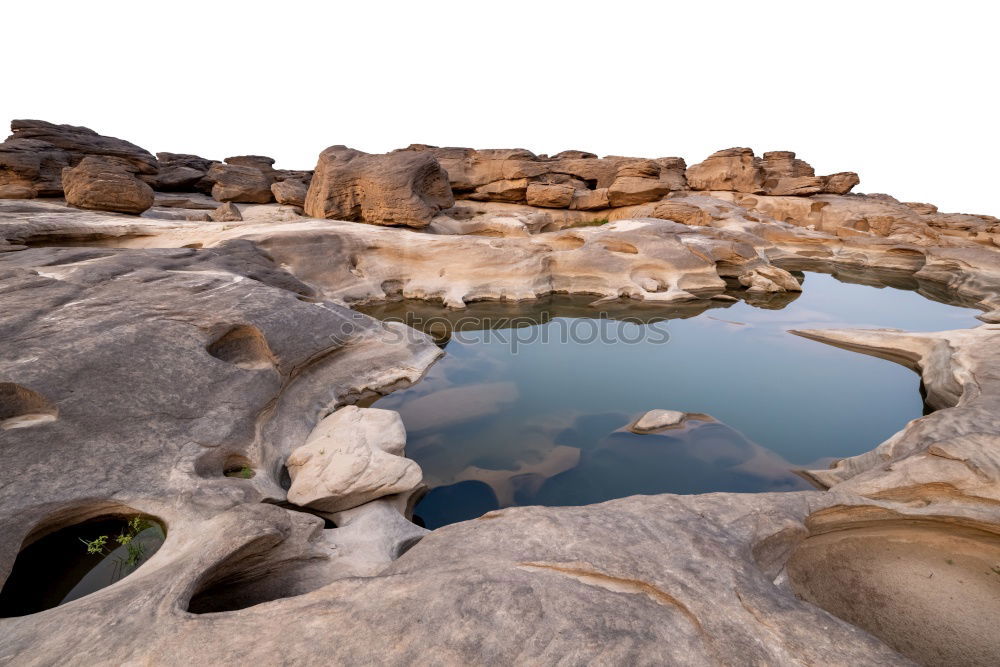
[366,272,981,529]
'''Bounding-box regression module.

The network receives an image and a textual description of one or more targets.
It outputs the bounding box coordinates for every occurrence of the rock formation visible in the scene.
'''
[304,146,454,227]
[287,406,423,514]
[61,157,155,214]
[2,119,1000,666]
[0,120,158,198]
[154,152,217,192]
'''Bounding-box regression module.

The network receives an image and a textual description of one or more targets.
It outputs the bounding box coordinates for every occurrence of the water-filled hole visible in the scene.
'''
[0,514,165,617]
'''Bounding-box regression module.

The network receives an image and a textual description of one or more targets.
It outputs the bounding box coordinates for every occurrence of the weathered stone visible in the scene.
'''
[607,160,672,207]
[687,147,765,193]
[286,406,423,514]
[304,146,454,227]
[154,152,216,192]
[466,178,530,203]
[570,187,610,211]
[62,157,155,215]
[270,179,308,207]
[208,163,274,204]
[0,120,157,197]
[822,171,860,194]
[210,202,243,222]
[225,155,276,173]
[525,182,575,208]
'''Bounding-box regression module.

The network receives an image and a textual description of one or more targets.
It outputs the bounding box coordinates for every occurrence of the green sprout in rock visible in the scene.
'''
[79,516,154,583]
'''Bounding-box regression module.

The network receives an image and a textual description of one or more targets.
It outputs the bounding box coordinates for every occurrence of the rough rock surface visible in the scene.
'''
[154,152,217,192]
[287,406,423,514]
[304,146,454,227]
[0,120,157,197]
[3,127,1000,665]
[687,148,858,197]
[271,179,308,207]
[207,163,275,204]
[210,201,243,222]
[61,156,155,214]
[627,409,714,434]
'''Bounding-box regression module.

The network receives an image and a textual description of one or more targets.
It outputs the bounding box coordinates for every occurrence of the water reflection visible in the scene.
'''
[359,270,981,528]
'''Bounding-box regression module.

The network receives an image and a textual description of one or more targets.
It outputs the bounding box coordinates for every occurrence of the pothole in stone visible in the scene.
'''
[186,533,325,614]
[206,324,275,370]
[357,270,982,529]
[222,455,256,479]
[0,382,58,430]
[786,518,1000,665]
[0,513,165,617]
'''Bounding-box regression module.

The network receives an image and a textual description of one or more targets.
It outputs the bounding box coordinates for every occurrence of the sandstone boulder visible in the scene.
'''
[570,187,610,211]
[208,163,274,203]
[271,179,308,207]
[738,265,802,293]
[525,182,575,208]
[210,202,243,222]
[304,146,454,227]
[607,159,672,207]
[0,119,157,197]
[686,147,765,193]
[225,155,276,174]
[154,152,217,192]
[62,157,155,214]
[286,406,423,514]
[823,171,860,195]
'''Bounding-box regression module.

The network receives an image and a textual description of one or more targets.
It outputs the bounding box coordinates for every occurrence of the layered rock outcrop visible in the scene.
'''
[686,147,858,196]
[304,146,454,227]
[0,120,158,198]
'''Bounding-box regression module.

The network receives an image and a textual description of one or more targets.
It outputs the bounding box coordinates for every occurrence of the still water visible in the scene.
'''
[360,271,980,529]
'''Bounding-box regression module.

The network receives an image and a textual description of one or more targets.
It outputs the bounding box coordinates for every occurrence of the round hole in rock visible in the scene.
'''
[786,519,1000,665]
[0,382,58,430]
[0,514,165,617]
[222,455,256,479]
[206,324,275,370]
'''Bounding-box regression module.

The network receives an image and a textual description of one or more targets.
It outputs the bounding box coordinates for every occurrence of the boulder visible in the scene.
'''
[62,156,155,215]
[304,146,454,227]
[207,163,274,203]
[570,187,610,211]
[525,182,575,208]
[0,119,157,197]
[225,155,276,174]
[627,410,716,434]
[154,152,217,192]
[210,202,243,222]
[686,147,765,193]
[738,265,802,293]
[271,179,308,207]
[467,178,530,203]
[822,171,860,194]
[607,159,672,207]
[286,406,423,514]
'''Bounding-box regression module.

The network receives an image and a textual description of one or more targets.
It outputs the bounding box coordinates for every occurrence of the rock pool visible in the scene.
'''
[360,270,981,528]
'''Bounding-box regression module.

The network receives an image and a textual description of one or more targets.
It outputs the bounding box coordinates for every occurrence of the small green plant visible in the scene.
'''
[79,516,154,582]
[238,465,254,479]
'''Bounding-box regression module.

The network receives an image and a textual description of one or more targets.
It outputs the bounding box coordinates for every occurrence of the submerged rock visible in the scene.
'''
[627,409,715,434]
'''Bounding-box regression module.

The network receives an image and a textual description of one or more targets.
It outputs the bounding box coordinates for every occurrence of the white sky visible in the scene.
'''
[4,0,997,215]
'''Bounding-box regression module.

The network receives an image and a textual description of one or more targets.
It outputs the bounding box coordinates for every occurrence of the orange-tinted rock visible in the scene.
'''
[208,163,274,204]
[304,146,453,227]
[62,156,154,214]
